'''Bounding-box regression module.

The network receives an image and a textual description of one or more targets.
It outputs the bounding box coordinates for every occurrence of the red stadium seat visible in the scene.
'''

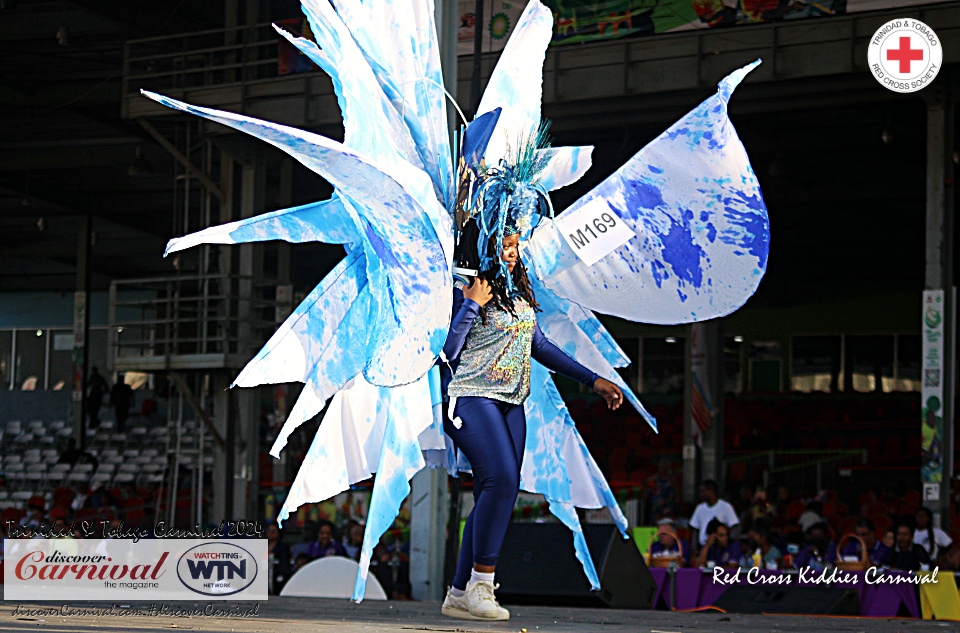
[1,508,23,525]
[785,500,805,520]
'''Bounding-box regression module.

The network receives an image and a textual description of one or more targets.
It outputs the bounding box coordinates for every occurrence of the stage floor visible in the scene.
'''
[0,591,953,633]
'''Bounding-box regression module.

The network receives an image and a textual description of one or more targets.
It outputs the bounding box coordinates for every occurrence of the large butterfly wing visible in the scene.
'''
[526,61,769,325]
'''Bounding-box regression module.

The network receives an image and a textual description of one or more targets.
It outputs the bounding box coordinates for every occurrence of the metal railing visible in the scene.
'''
[122,22,283,97]
[108,273,288,370]
[724,449,868,495]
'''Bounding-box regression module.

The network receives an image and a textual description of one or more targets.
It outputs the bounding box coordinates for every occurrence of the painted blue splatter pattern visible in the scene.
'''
[526,60,769,324]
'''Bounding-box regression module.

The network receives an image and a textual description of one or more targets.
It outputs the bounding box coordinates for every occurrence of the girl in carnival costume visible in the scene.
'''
[439,122,623,619]
[142,0,770,616]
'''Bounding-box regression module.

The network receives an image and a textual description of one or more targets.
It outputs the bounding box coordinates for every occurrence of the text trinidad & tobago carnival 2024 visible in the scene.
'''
[6,519,263,542]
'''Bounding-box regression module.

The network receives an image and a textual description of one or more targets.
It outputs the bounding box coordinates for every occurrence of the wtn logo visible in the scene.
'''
[186,559,247,581]
[176,542,260,597]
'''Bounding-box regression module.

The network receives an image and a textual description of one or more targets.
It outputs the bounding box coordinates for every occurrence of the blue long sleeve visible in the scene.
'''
[443,287,481,362]
[531,323,599,387]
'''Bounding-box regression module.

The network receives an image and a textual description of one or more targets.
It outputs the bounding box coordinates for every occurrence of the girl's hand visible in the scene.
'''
[593,377,623,410]
[463,278,493,307]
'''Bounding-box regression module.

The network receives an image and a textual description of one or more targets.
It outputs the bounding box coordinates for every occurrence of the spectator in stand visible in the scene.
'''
[794,523,836,570]
[647,459,677,519]
[266,521,292,595]
[343,522,365,561]
[692,518,741,569]
[649,519,689,566]
[891,523,931,571]
[840,518,892,566]
[859,488,878,518]
[913,507,953,561]
[689,480,739,552]
[797,500,824,533]
[939,543,960,571]
[306,520,347,559]
[882,528,896,550]
[747,490,775,523]
[109,374,135,433]
[86,366,110,429]
[18,503,44,531]
[745,517,781,569]
[58,438,99,472]
[293,552,314,572]
[735,486,753,530]
[775,486,791,515]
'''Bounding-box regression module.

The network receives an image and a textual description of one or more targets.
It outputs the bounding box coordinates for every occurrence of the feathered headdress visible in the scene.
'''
[454,111,554,292]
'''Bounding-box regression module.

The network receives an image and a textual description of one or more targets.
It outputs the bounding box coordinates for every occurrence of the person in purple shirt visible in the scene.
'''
[692,518,742,569]
[794,522,837,569]
[840,518,893,566]
[305,521,346,559]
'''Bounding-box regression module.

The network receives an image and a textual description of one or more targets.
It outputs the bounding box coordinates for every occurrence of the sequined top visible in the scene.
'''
[447,295,536,404]
[443,284,599,405]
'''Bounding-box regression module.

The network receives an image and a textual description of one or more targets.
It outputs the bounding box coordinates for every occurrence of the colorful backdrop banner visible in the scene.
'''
[458,0,529,55]
[454,0,947,50]
[921,289,944,489]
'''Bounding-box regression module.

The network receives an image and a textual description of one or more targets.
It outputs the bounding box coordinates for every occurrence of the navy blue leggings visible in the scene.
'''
[444,396,526,590]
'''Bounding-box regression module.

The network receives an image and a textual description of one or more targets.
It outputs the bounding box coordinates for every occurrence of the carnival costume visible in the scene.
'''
[144,0,770,602]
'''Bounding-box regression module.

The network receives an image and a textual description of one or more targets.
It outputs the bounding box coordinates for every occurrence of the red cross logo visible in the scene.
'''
[886,36,924,73]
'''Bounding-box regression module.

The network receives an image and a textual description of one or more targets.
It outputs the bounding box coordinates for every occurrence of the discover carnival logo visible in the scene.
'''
[14,550,168,584]
[868,18,942,94]
[176,542,259,597]
[3,538,267,600]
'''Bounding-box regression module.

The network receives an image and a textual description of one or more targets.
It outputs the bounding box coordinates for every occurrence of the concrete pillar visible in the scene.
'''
[682,329,697,505]
[700,322,724,489]
[72,214,92,448]
[211,373,232,523]
[236,162,266,520]
[410,468,449,601]
[409,0,457,600]
[923,88,956,526]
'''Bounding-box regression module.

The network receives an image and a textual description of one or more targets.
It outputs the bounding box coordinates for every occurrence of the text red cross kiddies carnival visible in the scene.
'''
[887,36,924,73]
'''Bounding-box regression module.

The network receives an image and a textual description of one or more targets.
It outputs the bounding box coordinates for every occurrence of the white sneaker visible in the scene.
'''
[441,581,510,621]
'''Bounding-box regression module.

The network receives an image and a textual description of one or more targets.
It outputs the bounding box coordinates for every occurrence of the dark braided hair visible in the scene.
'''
[477,257,539,324]
[456,217,540,323]
[478,232,539,323]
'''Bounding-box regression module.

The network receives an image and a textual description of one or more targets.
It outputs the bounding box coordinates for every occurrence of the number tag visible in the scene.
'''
[554,198,636,266]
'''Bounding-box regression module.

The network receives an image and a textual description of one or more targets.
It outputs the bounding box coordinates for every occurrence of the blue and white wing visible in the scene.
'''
[279,1,452,249]
[475,0,553,165]
[140,92,450,388]
[319,0,455,210]
[529,270,657,433]
[275,371,438,601]
[164,196,357,255]
[537,146,594,192]
[522,363,629,590]
[526,60,769,325]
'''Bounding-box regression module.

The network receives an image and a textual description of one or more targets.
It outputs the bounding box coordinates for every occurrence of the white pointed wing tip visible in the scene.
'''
[272,23,293,39]
[163,239,180,257]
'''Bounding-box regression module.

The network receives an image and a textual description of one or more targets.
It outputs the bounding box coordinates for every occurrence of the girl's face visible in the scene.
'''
[501,234,520,273]
[916,510,930,529]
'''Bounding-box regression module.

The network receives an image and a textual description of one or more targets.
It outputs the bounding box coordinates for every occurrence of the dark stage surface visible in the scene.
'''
[0,591,953,633]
